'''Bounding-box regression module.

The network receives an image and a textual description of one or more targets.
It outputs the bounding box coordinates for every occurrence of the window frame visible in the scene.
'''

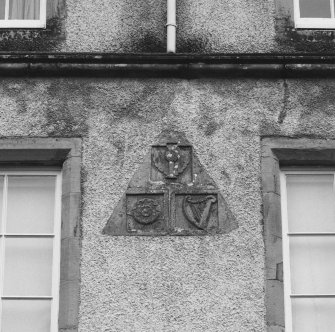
[261,137,335,331]
[280,169,335,332]
[0,170,62,332]
[0,138,82,332]
[0,0,47,29]
[294,0,335,29]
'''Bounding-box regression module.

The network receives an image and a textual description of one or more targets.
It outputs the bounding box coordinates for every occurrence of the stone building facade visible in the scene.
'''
[0,0,335,331]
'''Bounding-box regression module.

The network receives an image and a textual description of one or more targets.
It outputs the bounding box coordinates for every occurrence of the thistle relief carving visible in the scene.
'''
[151,143,191,183]
[103,131,237,236]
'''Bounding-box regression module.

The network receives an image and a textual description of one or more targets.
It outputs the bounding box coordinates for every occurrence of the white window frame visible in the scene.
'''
[0,0,46,28]
[0,170,62,332]
[280,169,335,332]
[294,0,335,29]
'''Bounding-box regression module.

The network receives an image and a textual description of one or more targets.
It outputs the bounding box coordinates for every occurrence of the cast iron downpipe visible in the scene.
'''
[167,0,176,53]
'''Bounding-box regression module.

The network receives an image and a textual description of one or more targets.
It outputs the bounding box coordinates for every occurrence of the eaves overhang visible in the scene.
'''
[2,53,335,77]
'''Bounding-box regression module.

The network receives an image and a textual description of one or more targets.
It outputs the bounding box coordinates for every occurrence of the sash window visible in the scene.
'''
[0,0,46,28]
[0,171,62,332]
[280,171,335,331]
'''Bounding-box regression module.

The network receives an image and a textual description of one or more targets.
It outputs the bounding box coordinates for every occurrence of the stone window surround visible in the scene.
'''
[261,137,335,332]
[0,137,81,332]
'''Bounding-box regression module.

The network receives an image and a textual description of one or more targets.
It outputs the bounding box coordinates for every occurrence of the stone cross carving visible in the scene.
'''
[164,144,180,179]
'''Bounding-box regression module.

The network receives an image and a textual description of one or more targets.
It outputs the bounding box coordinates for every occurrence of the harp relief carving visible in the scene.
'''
[182,195,217,230]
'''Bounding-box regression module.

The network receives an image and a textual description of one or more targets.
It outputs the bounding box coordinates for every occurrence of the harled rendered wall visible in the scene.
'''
[1,77,335,331]
[3,0,335,53]
[0,0,289,53]
[63,0,277,53]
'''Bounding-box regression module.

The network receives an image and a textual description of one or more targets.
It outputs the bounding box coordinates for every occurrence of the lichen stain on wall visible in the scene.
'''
[177,0,277,53]
[198,114,221,137]
[42,80,93,136]
[280,80,335,137]
[0,18,64,52]
[0,79,48,136]
[274,14,335,52]
[89,80,178,125]
[64,0,166,52]
[0,79,93,136]
[2,80,36,114]
[297,82,335,116]
[117,0,166,53]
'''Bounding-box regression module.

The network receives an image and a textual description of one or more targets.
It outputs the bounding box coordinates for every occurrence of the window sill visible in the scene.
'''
[0,20,46,29]
[295,18,335,29]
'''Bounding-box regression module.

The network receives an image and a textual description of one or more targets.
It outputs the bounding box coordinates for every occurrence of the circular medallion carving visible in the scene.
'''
[131,198,161,225]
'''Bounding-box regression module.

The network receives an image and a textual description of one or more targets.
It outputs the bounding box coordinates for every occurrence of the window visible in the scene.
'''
[0,138,81,332]
[280,171,335,331]
[261,138,335,331]
[0,0,46,28]
[0,171,61,331]
[294,0,335,29]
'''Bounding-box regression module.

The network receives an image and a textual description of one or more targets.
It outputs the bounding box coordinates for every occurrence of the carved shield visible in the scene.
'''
[152,144,190,179]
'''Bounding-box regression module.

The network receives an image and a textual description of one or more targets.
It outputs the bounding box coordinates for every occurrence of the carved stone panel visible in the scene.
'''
[151,144,192,183]
[103,130,238,236]
[126,193,168,235]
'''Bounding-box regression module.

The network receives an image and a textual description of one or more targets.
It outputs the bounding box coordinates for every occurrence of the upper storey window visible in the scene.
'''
[0,0,46,28]
[295,0,335,28]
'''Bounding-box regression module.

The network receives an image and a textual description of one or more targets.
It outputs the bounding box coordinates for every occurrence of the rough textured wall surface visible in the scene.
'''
[62,0,276,52]
[63,0,167,52]
[1,77,335,331]
[176,0,276,53]
[2,0,334,53]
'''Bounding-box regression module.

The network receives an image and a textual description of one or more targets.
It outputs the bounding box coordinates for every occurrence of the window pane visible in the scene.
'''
[299,0,331,18]
[0,0,5,19]
[286,174,335,232]
[1,299,51,332]
[0,176,4,233]
[290,236,335,294]
[8,0,40,20]
[7,176,56,234]
[3,238,53,296]
[292,298,335,332]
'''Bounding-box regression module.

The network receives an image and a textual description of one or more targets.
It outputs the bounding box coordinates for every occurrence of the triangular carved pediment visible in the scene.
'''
[103,131,237,236]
